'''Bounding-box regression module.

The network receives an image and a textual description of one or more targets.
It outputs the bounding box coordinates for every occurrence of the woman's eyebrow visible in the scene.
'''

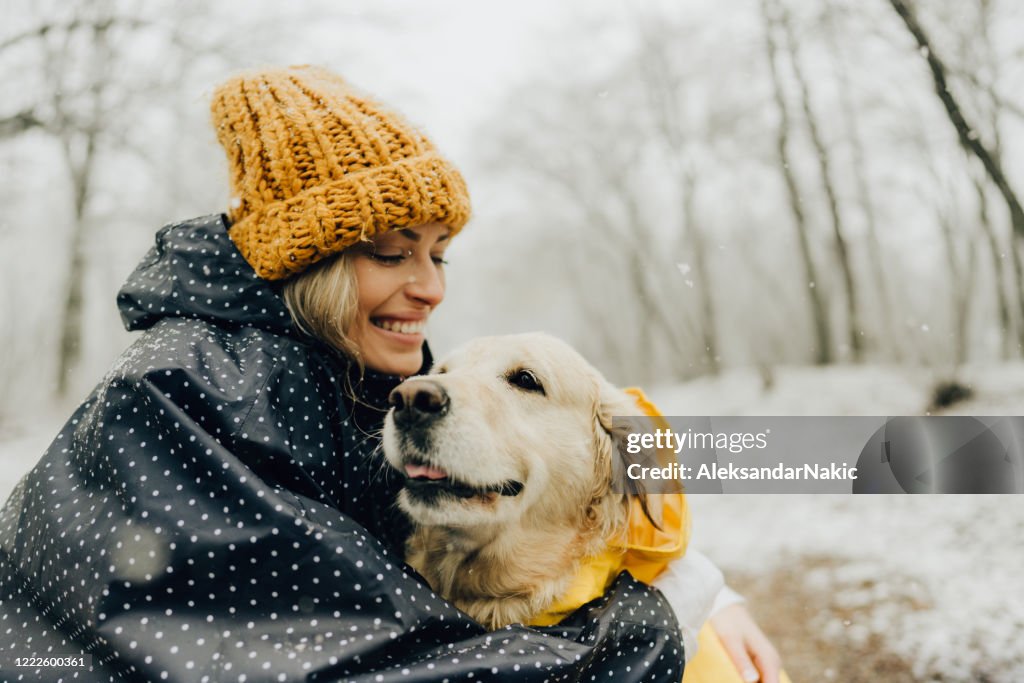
[396,228,451,242]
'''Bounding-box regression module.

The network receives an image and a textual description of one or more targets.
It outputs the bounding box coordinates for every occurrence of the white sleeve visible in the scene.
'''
[652,548,724,662]
[711,582,746,615]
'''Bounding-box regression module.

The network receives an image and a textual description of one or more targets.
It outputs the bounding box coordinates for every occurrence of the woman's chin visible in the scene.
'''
[364,349,423,377]
[351,322,427,376]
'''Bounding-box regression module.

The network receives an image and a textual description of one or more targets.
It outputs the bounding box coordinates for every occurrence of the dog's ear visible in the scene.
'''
[592,380,662,533]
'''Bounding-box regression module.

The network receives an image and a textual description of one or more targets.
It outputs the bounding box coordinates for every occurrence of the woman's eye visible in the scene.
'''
[431,255,449,266]
[507,369,544,395]
[368,251,407,265]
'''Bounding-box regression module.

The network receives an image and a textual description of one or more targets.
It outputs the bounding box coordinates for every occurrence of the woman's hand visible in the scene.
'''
[709,603,783,683]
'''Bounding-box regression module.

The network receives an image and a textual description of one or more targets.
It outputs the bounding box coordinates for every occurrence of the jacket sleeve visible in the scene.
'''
[0,329,685,682]
[652,548,725,662]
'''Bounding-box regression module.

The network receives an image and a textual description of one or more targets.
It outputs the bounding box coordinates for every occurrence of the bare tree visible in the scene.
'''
[479,10,753,383]
[633,16,720,374]
[897,98,982,366]
[490,106,693,382]
[933,185,977,365]
[962,2,1019,358]
[821,0,902,359]
[890,0,1024,362]
[0,0,285,397]
[973,173,1015,357]
[778,4,863,361]
[760,0,832,364]
[2,2,161,395]
[889,0,1024,244]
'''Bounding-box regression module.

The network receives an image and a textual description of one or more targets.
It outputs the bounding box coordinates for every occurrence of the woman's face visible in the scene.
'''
[349,222,450,376]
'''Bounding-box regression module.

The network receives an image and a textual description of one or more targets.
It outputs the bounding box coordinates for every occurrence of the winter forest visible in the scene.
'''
[2,0,1024,680]
[2,0,1023,409]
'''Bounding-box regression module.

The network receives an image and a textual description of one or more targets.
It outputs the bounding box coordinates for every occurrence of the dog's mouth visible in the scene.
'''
[401,459,524,501]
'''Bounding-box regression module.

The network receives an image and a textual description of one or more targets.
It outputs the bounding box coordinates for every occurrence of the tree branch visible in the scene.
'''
[889,0,1024,239]
[0,17,149,54]
[0,110,44,139]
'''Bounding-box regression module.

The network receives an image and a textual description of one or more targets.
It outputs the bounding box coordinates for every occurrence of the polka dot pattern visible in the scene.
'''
[0,215,684,681]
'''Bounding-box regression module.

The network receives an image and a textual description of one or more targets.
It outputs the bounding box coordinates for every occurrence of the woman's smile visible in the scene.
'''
[371,317,428,336]
[350,222,450,375]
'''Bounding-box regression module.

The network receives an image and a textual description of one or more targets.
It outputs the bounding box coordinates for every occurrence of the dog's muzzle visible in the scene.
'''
[388,378,524,502]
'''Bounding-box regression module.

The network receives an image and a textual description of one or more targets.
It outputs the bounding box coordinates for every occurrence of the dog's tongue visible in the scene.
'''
[404,463,448,480]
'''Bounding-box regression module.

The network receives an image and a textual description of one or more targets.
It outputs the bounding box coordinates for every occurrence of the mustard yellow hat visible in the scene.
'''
[211,65,471,281]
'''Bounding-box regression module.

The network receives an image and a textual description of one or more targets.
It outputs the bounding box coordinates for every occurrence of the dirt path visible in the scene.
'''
[730,555,926,683]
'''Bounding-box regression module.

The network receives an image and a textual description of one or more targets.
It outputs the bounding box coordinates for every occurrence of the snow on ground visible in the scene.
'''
[646,362,1024,417]
[1,363,1022,680]
[686,495,1024,681]
[648,363,1024,682]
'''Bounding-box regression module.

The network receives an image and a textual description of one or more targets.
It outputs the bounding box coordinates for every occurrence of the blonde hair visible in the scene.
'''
[282,253,361,361]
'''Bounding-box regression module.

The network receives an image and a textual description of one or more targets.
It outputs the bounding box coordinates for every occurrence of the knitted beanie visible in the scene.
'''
[210,65,471,281]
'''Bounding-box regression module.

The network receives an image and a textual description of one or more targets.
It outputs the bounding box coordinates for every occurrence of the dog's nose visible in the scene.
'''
[389,380,449,427]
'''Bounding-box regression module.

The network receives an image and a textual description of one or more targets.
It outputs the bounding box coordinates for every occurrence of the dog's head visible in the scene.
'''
[382,333,647,541]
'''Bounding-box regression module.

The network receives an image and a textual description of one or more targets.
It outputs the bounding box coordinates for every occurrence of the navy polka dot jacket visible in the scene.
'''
[0,216,684,682]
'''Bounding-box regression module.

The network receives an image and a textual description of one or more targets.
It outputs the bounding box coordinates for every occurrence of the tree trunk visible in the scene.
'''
[49,14,111,397]
[973,175,1014,358]
[681,167,720,374]
[959,241,979,365]
[617,186,694,378]
[1010,237,1024,354]
[935,204,972,365]
[761,0,832,364]
[634,26,721,375]
[974,0,1024,355]
[780,6,862,361]
[56,132,96,397]
[823,0,902,360]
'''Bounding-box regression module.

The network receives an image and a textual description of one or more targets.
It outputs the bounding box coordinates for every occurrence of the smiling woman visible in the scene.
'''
[283,223,451,376]
[0,65,690,682]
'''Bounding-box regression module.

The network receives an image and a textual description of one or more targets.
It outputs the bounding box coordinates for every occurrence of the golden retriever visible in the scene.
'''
[382,332,653,629]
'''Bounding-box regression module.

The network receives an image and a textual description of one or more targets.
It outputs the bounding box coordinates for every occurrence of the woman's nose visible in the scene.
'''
[405,257,445,306]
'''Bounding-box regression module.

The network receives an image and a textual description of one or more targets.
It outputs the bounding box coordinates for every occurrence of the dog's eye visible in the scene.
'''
[507,368,544,395]
[434,366,447,375]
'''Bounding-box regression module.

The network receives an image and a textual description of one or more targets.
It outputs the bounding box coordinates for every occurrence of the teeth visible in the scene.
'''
[374,319,425,334]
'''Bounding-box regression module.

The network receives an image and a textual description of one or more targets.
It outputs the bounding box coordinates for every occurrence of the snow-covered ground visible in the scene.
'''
[646,363,1024,682]
[686,494,1024,681]
[646,363,1024,417]
[2,363,1022,680]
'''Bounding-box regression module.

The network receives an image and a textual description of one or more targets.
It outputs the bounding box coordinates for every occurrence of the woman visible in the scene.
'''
[0,66,780,682]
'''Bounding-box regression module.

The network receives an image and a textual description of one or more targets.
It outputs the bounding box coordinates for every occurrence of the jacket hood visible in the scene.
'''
[117,214,294,334]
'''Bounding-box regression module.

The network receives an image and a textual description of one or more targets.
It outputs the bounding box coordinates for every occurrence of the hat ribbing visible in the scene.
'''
[211,65,471,281]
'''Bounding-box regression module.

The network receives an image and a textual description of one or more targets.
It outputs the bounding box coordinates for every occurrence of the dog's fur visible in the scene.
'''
[382,333,651,629]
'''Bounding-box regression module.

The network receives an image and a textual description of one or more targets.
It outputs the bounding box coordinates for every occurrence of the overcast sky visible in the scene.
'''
[259,0,579,161]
